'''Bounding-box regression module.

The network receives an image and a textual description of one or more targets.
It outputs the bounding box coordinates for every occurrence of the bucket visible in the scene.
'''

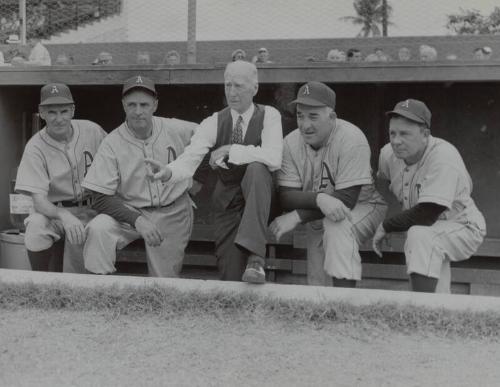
[0,229,31,270]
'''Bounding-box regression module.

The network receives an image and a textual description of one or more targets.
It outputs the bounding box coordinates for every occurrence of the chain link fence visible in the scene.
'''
[0,0,499,65]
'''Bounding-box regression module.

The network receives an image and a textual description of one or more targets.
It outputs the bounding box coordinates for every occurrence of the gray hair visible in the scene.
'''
[224,61,258,85]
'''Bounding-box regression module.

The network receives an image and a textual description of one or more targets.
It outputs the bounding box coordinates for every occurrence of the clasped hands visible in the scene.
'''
[269,193,352,241]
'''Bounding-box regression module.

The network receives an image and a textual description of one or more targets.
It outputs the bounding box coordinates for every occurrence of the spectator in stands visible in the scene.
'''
[346,48,362,62]
[365,48,391,62]
[398,47,411,61]
[92,51,113,65]
[419,44,437,62]
[326,49,346,62]
[252,47,273,64]
[163,50,180,65]
[473,46,493,60]
[137,51,151,65]
[231,48,246,61]
[26,37,51,66]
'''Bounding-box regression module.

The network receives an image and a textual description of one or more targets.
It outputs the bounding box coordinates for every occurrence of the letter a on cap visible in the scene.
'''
[303,85,310,95]
[136,76,143,84]
[51,85,59,94]
[402,99,410,108]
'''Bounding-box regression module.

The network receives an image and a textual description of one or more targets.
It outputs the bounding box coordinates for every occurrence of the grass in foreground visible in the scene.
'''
[1,281,499,340]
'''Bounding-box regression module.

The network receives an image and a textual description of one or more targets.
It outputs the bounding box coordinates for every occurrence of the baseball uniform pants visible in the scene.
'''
[404,220,485,280]
[306,201,387,285]
[214,162,274,281]
[84,193,193,277]
[23,206,97,273]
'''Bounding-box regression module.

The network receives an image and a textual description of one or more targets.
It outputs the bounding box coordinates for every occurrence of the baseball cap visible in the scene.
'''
[290,81,336,109]
[122,75,157,97]
[386,99,431,128]
[39,83,74,106]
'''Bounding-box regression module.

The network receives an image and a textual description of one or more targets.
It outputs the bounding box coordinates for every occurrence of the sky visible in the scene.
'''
[123,0,499,41]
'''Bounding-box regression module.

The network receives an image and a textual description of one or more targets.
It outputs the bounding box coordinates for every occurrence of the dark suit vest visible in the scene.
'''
[213,104,265,185]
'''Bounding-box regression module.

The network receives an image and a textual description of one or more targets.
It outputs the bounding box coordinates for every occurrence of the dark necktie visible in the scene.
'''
[232,115,243,144]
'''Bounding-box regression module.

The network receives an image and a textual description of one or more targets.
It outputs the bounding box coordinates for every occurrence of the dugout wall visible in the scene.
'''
[0,62,499,253]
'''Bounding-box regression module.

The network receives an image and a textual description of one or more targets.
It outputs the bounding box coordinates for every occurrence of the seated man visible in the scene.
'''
[15,83,106,272]
[269,82,386,287]
[373,99,486,292]
[82,75,197,277]
[147,61,283,283]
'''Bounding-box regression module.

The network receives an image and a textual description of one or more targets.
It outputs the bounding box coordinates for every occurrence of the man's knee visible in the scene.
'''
[86,214,117,237]
[244,162,272,183]
[406,225,432,245]
[24,213,54,251]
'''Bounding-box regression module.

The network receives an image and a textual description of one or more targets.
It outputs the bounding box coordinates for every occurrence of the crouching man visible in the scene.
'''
[373,99,486,292]
[269,82,386,287]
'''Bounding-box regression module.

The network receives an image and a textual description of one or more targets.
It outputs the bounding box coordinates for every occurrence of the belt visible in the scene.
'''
[54,198,92,208]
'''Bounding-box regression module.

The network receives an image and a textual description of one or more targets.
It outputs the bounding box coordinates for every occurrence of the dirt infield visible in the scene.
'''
[1,308,499,387]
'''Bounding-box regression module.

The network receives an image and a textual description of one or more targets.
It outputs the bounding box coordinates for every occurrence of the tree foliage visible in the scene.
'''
[446,7,500,35]
[341,0,393,37]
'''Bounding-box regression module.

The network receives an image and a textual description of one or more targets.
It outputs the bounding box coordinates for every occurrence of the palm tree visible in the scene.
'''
[341,0,393,37]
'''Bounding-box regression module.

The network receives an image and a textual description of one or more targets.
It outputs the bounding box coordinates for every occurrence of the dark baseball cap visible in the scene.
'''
[39,83,74,106]
[290,81,336,109]
[122,75,157,97]
[386,99,431,128]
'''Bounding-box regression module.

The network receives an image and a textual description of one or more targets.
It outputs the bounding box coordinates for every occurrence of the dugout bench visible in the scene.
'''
[116,222,500,296]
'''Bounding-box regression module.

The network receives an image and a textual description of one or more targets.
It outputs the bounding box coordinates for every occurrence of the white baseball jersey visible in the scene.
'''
[377,136,485,229]
[278,118,382,204]
[15,120,106,202]
[82,116,197,208]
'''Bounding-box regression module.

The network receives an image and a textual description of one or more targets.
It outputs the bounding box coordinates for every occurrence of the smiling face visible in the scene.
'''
[39,103,75,141]
[297,104,335,149]
[122,89,158,138]
[224,62,258,114]
[389,116,429,164]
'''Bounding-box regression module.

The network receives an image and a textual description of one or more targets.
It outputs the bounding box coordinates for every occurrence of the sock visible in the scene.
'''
[27,249,52,271]
[410,273,438,293]
[333,278,356,288]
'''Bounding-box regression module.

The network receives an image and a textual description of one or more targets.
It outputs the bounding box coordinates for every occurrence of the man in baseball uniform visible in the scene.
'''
[146,61,283,283]
[269,82,386,287]
[82,75,197,277]
[373,99,486,292]
[15,83,106,272]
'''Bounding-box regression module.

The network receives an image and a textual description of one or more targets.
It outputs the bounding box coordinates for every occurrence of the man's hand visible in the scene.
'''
[135,215,164,247]
[209,145,232,170]
[269,211,301,241]
[372,223,387,258]
[188,180,203,197]
[316,193,352,222]
[58,210,86,245]
[144,158,172,182]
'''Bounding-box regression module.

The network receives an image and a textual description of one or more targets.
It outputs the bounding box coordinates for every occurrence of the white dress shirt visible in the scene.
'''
[168,104,283,183]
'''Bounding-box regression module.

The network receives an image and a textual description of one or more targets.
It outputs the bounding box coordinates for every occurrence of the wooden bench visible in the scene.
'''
[116,223,500,296]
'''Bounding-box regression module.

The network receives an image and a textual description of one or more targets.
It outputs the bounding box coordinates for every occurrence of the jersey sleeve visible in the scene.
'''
[171,118,198,146]
[377,144,391,181]
[335,143,373,190]
[15,145,50,196]
[82,140,120,195]
[417,163,458,209]
[277,138,302,188]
